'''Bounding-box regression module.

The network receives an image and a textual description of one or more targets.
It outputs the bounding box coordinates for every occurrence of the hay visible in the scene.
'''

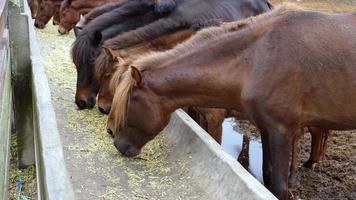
[35,21,199,199]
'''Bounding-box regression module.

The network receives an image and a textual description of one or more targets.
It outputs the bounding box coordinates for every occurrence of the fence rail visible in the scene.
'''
[0,0,11,199]
[1,0,75,199]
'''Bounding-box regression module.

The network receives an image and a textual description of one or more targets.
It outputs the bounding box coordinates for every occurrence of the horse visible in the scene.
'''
[106,5,356,199]
[59,0,175,34]
[74,0,272,110]
[58,0,123,34]
[71,0,164,109]
[103,19,330,187]
[75,0,178,31]
[28,0,39,19]
[102,0,272,51]
[34,0,63,29]
[95,29,196,114]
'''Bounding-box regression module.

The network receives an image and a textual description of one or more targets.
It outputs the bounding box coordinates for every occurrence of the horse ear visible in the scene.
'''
[102,47,115,62]
[68,0,71,4]
[131,66,142,87]
[92,31,102,47]
[80,14,85,22]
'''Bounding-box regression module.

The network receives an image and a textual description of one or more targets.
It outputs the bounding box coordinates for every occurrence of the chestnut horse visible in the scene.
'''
[104,19,329,187]
[58,0,123,34]
[94,29,196,114]
[106,5,356,199]
[72,0,272,110]
[34,0,62,29]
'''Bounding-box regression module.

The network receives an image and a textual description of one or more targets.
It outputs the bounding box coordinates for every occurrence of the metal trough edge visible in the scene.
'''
[164,110,277,200]
[22,1,75,199]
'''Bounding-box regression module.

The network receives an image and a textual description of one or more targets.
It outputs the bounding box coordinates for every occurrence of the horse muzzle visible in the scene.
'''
[114,140,141,157]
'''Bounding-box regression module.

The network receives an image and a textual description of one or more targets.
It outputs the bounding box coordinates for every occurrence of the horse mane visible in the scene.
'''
[129,3,303,70]
[72,34,99,71]
[110,68,136,132]
[131,26,231,70]
[227,3,303,29]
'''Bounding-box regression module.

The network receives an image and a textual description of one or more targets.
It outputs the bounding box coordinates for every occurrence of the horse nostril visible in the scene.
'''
[75,100,87,109]
[98,107,109,114]
[35,22,45,29]
[107,128,113,137]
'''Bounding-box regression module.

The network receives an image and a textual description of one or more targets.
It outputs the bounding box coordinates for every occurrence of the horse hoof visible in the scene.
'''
[288,173,299,189]
[303,161,317,170]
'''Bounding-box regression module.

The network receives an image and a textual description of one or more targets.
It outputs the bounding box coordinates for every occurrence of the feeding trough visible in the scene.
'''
[2,0,277,199]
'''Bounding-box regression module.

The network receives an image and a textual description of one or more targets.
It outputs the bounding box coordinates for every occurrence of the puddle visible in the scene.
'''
[221,118,263,183]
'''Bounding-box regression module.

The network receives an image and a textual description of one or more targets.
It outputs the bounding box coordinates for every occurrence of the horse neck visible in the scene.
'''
[145,32,257,112]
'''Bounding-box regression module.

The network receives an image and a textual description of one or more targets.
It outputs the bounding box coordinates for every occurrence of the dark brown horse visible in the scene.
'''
[106,5,356,199]
[34,0,62,29]
[71,1,163,109]
[76,0,178,30]
[73,0,271,110]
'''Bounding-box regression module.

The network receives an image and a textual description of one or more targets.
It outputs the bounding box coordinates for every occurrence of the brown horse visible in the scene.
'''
[106,5,356,199]
[73,0,271,110]
[34,0,62,29]
[101,20,329,178]
[28,0,39,19]
[58,0,121,34]
[95,29,196,114]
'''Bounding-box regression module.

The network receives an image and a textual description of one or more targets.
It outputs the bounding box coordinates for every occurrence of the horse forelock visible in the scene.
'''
[72,35,98,72]
[94,49,112,81]
[110,69,135,132]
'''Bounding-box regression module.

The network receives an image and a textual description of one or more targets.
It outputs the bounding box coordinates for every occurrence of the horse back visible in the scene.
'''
[244,11,356,129]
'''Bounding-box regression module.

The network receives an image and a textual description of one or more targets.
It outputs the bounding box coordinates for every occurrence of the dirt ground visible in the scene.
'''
[238,2,356,200]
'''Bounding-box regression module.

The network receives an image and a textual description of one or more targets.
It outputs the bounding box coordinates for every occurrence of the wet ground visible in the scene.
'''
[224,1,356,199]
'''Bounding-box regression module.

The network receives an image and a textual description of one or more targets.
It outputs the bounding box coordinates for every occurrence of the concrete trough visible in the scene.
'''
[7,0,277,199]
[162,110,276,200]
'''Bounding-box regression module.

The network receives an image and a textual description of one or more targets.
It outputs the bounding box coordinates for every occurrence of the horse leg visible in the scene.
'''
[197,108,225,144]
[304,127,329,170]
[288,129,303,188]
[259,123,292,200]
[237,134,250,170]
